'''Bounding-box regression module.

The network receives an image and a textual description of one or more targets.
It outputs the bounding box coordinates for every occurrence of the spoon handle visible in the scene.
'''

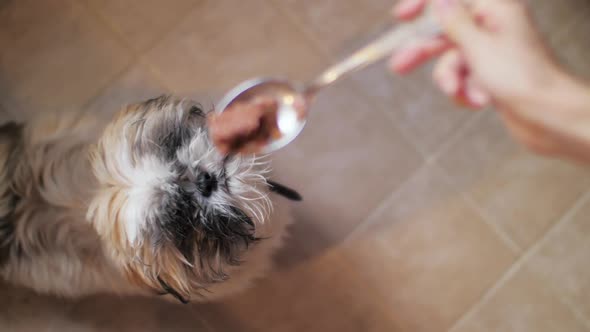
[305,5,441,97]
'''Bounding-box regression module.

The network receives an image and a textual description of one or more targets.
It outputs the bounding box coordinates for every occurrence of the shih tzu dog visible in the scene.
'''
[0,96,300,304]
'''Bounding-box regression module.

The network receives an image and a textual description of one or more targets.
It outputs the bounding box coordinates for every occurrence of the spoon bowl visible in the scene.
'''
[214,77,307,154]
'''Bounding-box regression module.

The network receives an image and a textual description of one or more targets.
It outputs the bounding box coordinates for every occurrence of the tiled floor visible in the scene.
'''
[1,0,590,331]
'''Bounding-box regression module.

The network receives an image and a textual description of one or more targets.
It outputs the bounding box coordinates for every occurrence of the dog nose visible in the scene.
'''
[196,171,217,197]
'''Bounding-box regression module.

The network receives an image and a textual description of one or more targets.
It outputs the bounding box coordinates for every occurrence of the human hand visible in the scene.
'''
[391,0,590,162]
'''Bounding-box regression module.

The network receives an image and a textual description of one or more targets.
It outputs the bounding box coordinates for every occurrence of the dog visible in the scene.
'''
[0,95,300,303]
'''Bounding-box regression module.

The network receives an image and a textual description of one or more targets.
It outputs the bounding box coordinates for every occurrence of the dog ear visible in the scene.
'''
[267,180,302,201]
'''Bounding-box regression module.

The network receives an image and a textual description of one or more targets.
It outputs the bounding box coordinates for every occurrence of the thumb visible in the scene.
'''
[434,0,482,46]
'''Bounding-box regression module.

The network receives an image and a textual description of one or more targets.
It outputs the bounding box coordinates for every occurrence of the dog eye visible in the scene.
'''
[189,105,204,117]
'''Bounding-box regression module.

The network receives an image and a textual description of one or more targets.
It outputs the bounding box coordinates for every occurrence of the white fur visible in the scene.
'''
[122,156,174,244]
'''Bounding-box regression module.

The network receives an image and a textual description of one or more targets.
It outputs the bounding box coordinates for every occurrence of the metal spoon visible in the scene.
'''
[214,6,441,154]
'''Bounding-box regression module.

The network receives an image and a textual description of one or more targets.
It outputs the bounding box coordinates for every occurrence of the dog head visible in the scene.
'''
[88,96,274,302]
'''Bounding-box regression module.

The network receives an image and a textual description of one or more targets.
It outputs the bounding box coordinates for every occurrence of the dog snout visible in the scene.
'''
[196,171,217,197]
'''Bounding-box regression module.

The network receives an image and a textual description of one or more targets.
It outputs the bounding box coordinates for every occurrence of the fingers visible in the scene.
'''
[433,50,490,108]
[393,0,427,20]
[433,0,486,46]
[433,50,462,95]
[390,36,451,74]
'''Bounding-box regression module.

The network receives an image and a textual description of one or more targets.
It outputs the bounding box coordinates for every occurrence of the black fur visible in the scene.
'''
[133,96,206,161]
[144,95,173,111]
[0,210,16,267]
[157,276,189,304]
[160,178,258,276]
[156,103,205,161]
[0,122,23,267]
[267,180,302,201]
[163,187,199,264]
[195,206,258,271]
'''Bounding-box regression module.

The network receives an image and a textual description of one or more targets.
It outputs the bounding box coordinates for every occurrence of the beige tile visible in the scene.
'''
[341,164,516,332]
[532,1,574,41]
[84,63,170,121]
[451,268,587,332]
[200,250,400,332]
[470,154,590,250]
[271,80,423,268]
[146,0,327,98]
[85,0,199,52]
[527,196,590,320]
[551,8,590,80]
[271,0,393,56]
[533,0,590,36]
[0,281,73,332]
[531,0,590,80]
[438,112,590,249]
[0,0,71,41]
[352,61,472,155]
[63,294,211,332]
[437,112,519,187]
[0,0,132,118]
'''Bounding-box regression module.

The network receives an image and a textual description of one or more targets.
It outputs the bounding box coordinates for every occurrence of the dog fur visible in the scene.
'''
[0,96,296,303]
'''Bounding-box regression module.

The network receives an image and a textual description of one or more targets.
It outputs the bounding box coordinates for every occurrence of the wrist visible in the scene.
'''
[524,70,590,141]
[554,75,590,138]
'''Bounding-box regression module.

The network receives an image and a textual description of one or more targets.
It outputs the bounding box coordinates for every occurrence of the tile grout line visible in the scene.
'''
[129,0,207,94]
[74,0,200,94]
[66,0,159,107]
[10,0,138,119]
[427,110,524,254]
[427,111,486,162]
[461,194,522,253]
[76,62,137,112]
[349,80,431,158]
[556,290,590,331]
[78,0,202,57]
[447,189,590,332]
[436,164,523,254]
[265,0,334,61]
[339,161,434,245]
